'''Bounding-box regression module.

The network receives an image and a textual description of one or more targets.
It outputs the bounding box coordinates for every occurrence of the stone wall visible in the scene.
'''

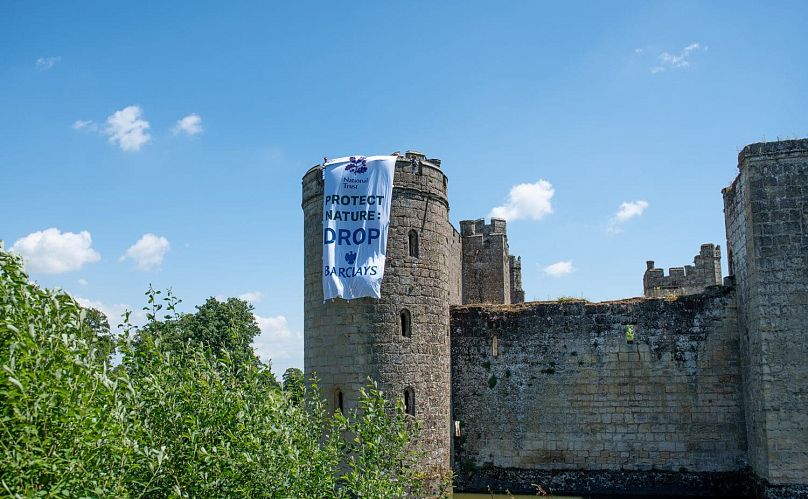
[723,139,808,497]
[460,218,511,305]
[643,244,722,298]
[448,224,462,306]
[450,290,747,495]
[302,151,453,481]
[509,255,525,304]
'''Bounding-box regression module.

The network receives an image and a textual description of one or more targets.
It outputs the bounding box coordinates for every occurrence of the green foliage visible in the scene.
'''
[136,294,270,379]
[556,296,587,303]
[488,374,497,389]
[0,247,434,497]
[283,367,305,403]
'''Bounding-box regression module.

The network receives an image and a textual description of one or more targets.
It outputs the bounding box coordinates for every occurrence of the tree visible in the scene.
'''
[137,296,265,372]
[81,307,115,359]
[283,367,304,402]
[1,246,432,497]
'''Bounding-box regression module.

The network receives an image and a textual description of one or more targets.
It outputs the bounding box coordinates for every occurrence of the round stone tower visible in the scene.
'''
[302,151,454,481]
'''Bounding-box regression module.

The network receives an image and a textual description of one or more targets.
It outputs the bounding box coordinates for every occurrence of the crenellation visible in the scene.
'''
[643,244,723,298]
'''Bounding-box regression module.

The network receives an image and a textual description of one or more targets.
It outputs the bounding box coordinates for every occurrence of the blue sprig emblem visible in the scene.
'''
[345,156,368,175]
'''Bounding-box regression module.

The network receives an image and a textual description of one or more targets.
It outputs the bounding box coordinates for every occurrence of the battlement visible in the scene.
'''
[643,243,722,298]
[401,150,442,168]
[459,218,507,237]
[738,138,808,164]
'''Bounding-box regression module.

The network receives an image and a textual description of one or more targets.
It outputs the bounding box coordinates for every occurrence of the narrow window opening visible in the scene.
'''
[492,335,498,357]
[404,388,415,417]
[408,229,419,258]
[335,389,344,414]
[400,309,412,337]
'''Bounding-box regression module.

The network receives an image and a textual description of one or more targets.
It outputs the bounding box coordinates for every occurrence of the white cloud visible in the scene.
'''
[607,200,649,233]
[36,56,61,70]
[105,105,151,151]
[72,120,97,131]
[172,114,203,136]
[120,234,170,271]
[615,200,649,221]
[253,314,303,375]
[489,180,555,221]
[543,260,575,278]
[10,228,101,274]
[651,42,704,74]
[78,278,88,286]
[237,291,264,304]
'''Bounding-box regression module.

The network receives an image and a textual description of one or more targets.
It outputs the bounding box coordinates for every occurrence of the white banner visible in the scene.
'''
[322,155,396,300]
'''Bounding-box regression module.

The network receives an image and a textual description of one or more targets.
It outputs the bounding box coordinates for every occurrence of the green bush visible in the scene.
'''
[0,247,432,497]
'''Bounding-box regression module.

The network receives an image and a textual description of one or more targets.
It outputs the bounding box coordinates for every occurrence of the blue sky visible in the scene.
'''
[2,1,807,375]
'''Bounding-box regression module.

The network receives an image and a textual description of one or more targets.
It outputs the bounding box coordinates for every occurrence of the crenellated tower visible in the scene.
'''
[459,218,523,305]
[302,151,455,482]
[643,243,722,298]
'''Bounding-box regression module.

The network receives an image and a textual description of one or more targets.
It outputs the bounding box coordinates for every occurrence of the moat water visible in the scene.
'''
[454,494,581,498]
[455,495,698,498]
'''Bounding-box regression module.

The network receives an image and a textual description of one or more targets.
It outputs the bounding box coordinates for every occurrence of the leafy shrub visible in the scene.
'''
[0,247,432,497]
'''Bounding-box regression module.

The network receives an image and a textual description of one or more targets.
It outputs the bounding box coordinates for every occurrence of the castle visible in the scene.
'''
[302,141,808,498]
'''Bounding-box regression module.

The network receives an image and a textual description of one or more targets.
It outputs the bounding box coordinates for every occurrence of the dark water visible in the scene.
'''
[454,494,582,498]
[454,495,705,499]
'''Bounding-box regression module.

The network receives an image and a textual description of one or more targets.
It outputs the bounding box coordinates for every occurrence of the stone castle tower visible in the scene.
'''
[643,243,723,298]
[723,139,808,493]
[302,151,459,480]
[459,218,524,305]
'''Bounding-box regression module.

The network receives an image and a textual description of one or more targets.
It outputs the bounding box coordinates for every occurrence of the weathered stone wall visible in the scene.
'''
[448,224,462,306]
[302,151,453,480]
[450,290,747,495]
[460,218,511,305]
[509,255,525,304]
[643,244,722,298]
[723,139,808,496]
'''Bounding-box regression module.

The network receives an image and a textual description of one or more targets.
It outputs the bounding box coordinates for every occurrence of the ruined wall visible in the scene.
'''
[509,255,525,304]
[302,151,453,481]
[643,244,722,298]
[451,290,747,495]
[723,139,808,496]
[460,218,511,305]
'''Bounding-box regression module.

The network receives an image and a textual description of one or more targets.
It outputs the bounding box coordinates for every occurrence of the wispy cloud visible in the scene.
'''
[237,291,264,304]
[120,234,170,271]
[105,105,151,151]
[650,43,705,74]
[489,180,555,221]
[607,200,648,233]
[72,120,98,131]
[36,56,61,70]
[10,228,101,274]
[543,260,575,278]
[253,314,303,375]
[172,114,203,136]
